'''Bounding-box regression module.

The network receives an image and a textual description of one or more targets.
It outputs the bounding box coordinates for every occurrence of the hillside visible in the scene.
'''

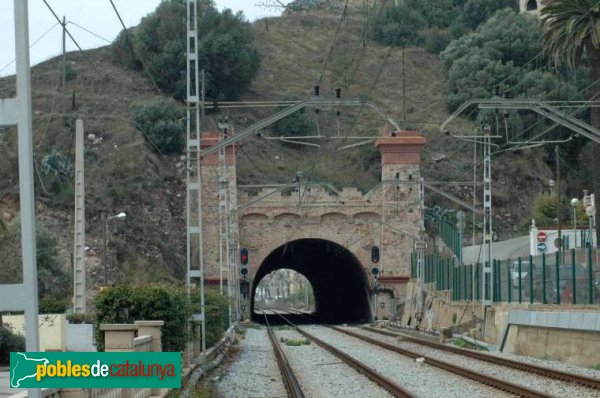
[0,3,554,294]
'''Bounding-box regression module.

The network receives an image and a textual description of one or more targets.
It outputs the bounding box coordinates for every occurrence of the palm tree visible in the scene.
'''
[541,0,600,239]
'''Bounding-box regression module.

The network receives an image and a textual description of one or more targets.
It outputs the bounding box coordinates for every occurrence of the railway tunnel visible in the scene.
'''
[251,238,372,324]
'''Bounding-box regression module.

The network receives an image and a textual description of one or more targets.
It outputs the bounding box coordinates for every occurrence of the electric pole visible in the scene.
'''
[556,145,562,251]
[60,16,66,92]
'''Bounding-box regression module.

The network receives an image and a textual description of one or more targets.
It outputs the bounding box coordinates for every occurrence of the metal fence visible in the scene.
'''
[411,246,600,305]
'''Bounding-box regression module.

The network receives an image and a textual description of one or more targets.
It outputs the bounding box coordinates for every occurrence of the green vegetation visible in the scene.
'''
[441,9,589,111]
[372,1,518,52]
[66,313,96,324]
[203,288,231,348]
[132,98,185,154]
[94,284,230,352]
[0,220,71,314]
[112,0,260,102]
[280,337,311,346]
[461,0,518,29]
[0,325,25,365]
[272,97,317,137]
[541,0,600,239]
[452,337,467,347]
[373,4,425,47]
[94,284,189,352]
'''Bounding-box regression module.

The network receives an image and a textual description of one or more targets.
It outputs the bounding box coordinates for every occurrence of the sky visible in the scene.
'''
[0,0,291,77]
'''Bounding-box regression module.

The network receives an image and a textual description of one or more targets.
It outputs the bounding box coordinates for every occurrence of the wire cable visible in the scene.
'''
[0,21,60,75]
[316,0,350,86]
[67,20,112,43]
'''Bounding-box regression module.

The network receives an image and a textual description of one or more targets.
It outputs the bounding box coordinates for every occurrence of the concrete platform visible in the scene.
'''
[0,370,24,398]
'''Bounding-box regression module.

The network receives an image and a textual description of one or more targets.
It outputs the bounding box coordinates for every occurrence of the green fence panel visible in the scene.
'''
[555,251,561,304]
[518,257,523,304]
[469,265,473,301]
[445,259,449,290]
[529,255,534,304]
[507,260,512,303]
[588,245,594,305]
[542,252,547,304]
[571,248,577,305]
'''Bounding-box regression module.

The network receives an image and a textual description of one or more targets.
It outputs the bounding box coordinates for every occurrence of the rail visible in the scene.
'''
[264,314,305,398]
[364,326,600,391]
[329,326,553,398]
[275,313,415,398]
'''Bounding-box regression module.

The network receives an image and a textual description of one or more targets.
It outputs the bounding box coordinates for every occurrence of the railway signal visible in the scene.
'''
[240,248,249,278]
[371,245,380,263]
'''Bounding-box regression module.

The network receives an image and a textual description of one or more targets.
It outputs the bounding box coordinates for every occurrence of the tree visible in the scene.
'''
[132,98,185,154]
[113,0,260,101]
[404,0,459,29]
[441,9,588,111]
[541,0,600,240]
[461,0,518,29]
[373,4,426,47]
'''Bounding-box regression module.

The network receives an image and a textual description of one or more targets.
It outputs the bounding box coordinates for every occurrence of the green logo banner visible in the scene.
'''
[10,352,181,388]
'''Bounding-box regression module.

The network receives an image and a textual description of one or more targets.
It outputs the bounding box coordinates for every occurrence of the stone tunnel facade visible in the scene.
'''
[199,131,426,320]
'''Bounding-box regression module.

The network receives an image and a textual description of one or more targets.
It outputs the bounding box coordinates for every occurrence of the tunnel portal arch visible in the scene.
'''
[251,238,372,323]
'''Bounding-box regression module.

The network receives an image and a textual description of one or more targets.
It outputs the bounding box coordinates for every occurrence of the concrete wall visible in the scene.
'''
[504,325,600,367]
[66,324,96,352]
[3,314,67,352]
[400,281,600,366]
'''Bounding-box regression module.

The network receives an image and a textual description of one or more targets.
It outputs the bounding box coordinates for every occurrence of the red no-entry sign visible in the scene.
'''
[537,231,547,243]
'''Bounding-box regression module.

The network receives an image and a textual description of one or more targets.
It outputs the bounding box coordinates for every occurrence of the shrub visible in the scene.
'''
[461,0,518,29]
[0,220,71,312]
[94,284,189,352]
[0,325,25,365]
[132,99,185,154]
[94,284,230,352]
[66,313,95,324]
[423,28,454,54]
[373,4,426,47]
[272,97,316,137]
[202,288,230,348]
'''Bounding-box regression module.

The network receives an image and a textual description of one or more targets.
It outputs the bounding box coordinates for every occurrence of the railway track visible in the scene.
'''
[363,325,600,391]
[273,312,415,398]
[327,325,557,398]
[264,313,305,398]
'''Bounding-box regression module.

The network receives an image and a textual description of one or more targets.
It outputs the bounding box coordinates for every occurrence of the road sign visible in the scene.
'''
[537,231,547,242]
[537,242,547,252]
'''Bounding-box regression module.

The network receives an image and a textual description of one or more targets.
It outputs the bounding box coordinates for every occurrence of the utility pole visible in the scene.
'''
[60,16,66,92]
[556,145,562,251]
[186,0,206,358]
[72,120,86,313]
[402,47,406,122]
[482,124,493,310]
[415,178,426,323]
[0,3,40,398]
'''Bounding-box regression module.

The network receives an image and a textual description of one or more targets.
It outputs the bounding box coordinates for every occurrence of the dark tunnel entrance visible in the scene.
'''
[251,239,372,323]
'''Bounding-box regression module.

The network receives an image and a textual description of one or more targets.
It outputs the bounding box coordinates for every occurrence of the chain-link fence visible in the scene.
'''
[411,247,600,305]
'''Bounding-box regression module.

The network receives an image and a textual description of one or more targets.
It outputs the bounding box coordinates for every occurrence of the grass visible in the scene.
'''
[452,338,467,348]
[590,363,600,370]
[280,337,311,346]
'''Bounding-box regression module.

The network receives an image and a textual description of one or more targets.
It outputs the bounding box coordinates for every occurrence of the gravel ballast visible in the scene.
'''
[215,327,286,398]
[302,325,510,398]
[275,328,394,398]
[348,326,600,398]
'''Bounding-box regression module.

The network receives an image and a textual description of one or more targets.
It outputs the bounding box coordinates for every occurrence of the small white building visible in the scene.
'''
[520,0,546,15]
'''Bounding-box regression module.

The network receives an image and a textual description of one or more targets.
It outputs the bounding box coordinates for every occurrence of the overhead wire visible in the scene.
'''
[316,0,350,86]
[0,21,60,75]
[67,20,112,43]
